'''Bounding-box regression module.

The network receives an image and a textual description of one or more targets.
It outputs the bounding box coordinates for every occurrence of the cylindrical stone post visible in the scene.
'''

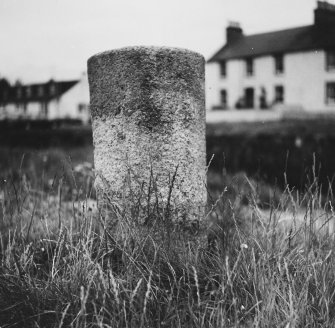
[87,46,206,223]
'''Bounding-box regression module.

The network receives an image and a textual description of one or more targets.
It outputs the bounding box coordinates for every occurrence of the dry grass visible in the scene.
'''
[1,150,335,327]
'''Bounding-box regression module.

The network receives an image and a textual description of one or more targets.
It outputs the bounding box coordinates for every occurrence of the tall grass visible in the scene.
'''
[1,151,335,327]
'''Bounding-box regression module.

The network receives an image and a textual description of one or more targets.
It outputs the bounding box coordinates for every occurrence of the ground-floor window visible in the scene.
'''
[235,87,254,109]
[326,82,335,104]
[274,85,284,103]
[259,87,268,109]
[244,87,254,108]
[212,90,228,110]
[220,90,227,109]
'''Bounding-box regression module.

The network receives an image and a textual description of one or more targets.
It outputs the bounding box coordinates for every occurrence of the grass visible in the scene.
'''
[1,148,335,327]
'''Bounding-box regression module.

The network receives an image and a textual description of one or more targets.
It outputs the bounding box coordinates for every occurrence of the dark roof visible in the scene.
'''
[208,24,335,62]
[0,79,79,104]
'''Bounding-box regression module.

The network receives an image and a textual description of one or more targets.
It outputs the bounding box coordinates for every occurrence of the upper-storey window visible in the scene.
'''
[16,87,22,99]
[274,54,284,74]
[246,58,254,76]
[219,61,226,77]
[326,51,335,71]
[38,85,44,97]
[25,86,32,98]
[49,81,57,96]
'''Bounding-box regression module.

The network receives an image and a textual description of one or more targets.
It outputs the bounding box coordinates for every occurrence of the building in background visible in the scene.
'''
[206,0,335,121]
[0,73,90,123]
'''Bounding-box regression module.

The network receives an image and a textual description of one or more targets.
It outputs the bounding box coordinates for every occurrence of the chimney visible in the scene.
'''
[226,21,243,44]
[314,1,335,28]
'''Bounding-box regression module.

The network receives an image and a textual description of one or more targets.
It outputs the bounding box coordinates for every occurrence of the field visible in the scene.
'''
[1,120,335,327]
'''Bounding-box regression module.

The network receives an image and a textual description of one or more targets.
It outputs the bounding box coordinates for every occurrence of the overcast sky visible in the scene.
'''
[0,0,318,83]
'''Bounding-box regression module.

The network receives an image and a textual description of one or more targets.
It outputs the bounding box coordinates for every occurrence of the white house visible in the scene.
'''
[0,73,90,123]
[206,1,335,122]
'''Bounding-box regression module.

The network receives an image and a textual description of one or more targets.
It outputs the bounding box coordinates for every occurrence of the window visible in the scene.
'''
[25,87,32,98]
[49,83,57,96]
[219,61,226,77]
[326,51,335,71]
[38,85,44,97]
[212,90,228,110]
[220,90,227,109]
[246,58,254,76]
[326,82,335,104]
[244,87,254,108]
[14,80,22,99]
[274,54,284,74]
[78,103,86,112]
[259,87,268,109]
[0,89,8,103]
[274,85,284,103]
[16,87,22,99]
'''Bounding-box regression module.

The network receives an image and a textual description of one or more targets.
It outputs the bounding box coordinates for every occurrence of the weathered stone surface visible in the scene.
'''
[87,46,206,222]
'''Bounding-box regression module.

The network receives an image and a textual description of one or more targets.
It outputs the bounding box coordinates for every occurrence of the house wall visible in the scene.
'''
[26,102,41,118]
[2,102,41,119]
[206,50,335,113]
[1,74,90,122]
[48,75,90,122]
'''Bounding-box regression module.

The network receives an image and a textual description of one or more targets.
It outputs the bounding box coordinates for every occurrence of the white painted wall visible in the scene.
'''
[206,50,335,115]
[1,102,42,119]
[48,73,90,122]
[205,63,220,110]
[206,109,282,123]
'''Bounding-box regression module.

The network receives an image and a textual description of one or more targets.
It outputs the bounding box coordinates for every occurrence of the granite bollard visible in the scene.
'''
[87,46,206,223]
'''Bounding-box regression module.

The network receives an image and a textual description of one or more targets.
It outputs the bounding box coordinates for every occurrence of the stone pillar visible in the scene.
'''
[87,46,206,223]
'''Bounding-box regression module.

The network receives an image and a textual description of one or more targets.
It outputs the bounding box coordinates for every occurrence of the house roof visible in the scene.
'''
[0,79,79,104]
[208,24,335,62]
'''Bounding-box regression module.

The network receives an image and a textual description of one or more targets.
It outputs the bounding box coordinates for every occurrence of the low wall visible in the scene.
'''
[206,109,282,123]
[206,107,335,123]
